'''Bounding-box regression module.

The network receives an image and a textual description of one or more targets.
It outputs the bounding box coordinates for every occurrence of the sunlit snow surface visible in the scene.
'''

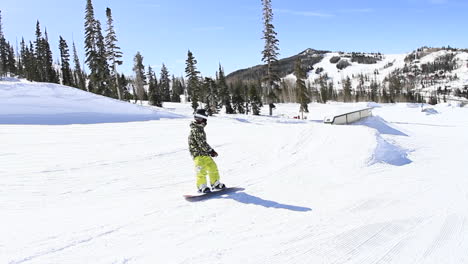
[2,79,468,264]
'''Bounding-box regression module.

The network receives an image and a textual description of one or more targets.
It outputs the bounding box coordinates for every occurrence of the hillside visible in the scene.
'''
[226,48,329,82]
[227,47,468,101]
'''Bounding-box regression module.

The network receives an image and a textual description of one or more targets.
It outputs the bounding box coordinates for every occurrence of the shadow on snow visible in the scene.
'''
[223,191,312,212]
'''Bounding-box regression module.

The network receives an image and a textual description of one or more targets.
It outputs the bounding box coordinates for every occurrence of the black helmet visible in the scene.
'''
[194,109,208,120]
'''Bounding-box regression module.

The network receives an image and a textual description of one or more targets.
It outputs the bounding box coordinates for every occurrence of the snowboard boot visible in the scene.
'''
[211,180,226,191]
[198,184,211,194]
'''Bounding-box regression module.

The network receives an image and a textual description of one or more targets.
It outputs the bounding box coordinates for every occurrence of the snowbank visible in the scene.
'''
[0,79,183,124]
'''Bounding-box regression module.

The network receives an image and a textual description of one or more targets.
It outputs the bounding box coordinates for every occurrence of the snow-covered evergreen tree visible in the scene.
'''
[133,52,146,104]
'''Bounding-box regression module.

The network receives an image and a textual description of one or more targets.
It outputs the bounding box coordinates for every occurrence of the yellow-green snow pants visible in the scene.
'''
[194,156,220,188]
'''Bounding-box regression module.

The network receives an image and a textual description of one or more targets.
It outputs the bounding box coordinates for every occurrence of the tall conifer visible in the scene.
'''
[147,66,162,107]
[261,0,280,115]
[133,52,146,103]
[59,36,73,86]
[160,64,171,102]
[72,42,87,90]
[217,64,234,114]
[185,50,200,110]
[105,7,123,99]
[294,58,310,114]
[0,10,6,77]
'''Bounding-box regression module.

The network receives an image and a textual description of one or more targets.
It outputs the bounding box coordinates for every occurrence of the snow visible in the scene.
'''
[2,80,468,263]
[284,49,468,98]
[0,79,182,125]
[284,52,408,87]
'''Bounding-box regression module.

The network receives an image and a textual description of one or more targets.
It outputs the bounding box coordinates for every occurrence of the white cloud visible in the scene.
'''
[274,9,334,17]
[338,8,374,13]
[193,26,225,32]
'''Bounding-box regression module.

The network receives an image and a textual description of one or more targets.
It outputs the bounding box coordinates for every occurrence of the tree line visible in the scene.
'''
[2,1,461,119]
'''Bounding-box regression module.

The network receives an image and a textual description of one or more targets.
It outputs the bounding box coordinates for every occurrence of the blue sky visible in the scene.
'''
[1,0,467,77]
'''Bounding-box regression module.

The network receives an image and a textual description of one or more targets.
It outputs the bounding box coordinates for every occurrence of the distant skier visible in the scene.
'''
[188,109,226,193]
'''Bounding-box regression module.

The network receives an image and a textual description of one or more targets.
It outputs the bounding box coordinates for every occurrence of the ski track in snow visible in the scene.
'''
[1,92,468,263]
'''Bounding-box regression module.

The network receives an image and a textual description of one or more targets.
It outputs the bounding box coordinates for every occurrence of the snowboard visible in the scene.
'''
[184,187,244,202]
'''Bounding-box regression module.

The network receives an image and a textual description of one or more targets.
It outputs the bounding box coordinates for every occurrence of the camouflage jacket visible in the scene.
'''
[188,121,213,158]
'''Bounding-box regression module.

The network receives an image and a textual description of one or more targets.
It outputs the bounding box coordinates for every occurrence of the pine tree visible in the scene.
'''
[29,41,40,81]
[217,64,234,114]
[294,58,310,114]
[319,76,328,104]
[261,0,280,115]
[17,41,24,77]
[6,42,16,75]
[147,66,162,107]
[133,52,146,104]
[59,36,73,86]
[185,50,200,110]
[370,81,378,102]
[119,73,131,100]
[34,21,45,81]
[19,39,28,78]
[42,29,58,83]
[84,0,98,92]
[232,82,245,114]
[105,7,123,100]
[23,41,38,81]
[93,20,111,96]
[0,10,5,77]
[160,63,171,102]
[249,83,262,115]
[171,75,183,102]
[72,42,86,90]
[328,82,337,102]
[84,0,96,61]
[381,86,389,103]
[343,76,352,102]
[0,11,14,77]
[202,77,220,115]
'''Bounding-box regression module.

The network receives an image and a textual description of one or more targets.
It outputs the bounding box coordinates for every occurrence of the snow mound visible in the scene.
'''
[0,79,183,125]
[355,116,408,136]
[370,135,412,166]
[355,116,412,166]
[422,107,439,115]
[0,76,21,82]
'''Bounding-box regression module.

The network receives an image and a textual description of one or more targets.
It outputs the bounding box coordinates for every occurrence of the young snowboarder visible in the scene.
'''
[188,109,226,193]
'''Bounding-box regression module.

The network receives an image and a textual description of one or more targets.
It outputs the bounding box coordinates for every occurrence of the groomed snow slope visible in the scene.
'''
[0,78,182,124]
[1,83,468,263]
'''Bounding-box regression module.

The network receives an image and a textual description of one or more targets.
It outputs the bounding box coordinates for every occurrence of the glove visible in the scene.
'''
[210,149,218,157]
